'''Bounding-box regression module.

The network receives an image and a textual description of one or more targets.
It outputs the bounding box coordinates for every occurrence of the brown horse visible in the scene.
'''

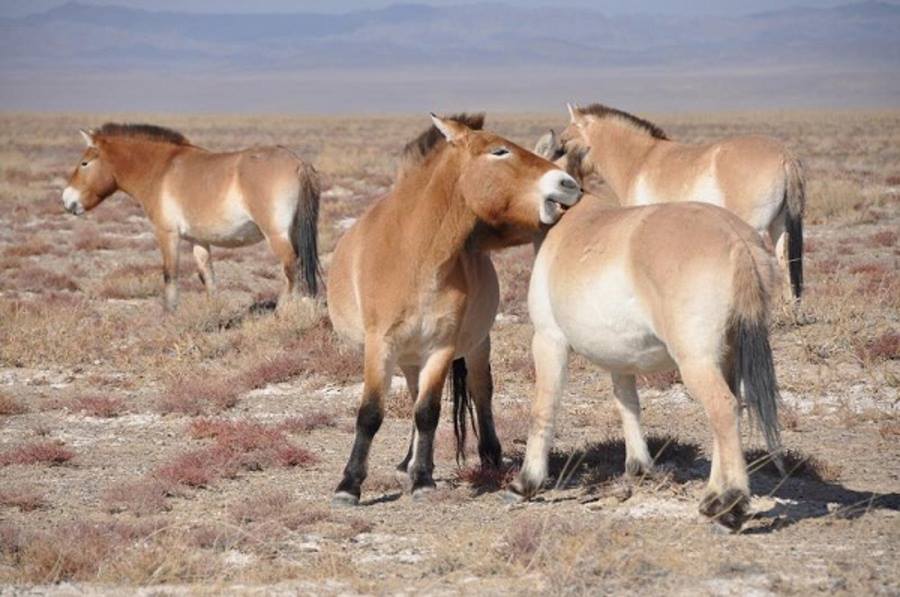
[536,103,806,299]
[62,124,321,310]
[508,194,783,531]
[327,113,582,505]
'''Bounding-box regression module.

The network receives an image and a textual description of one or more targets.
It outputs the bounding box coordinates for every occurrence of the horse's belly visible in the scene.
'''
[187,220,264,247]
[553,269,674,373]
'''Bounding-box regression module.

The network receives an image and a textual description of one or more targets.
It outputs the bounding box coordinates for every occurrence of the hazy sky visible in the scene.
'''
[0,0,864,18]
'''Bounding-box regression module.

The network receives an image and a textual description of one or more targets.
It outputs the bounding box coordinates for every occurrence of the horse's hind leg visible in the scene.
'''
[680,361,750,530]
[509,330,569,499]
[265,232,299,309]
[408,347,455,498]
[611,373,652,477]
[334,336,394,506]
[395,365,419,479]
[192,243,215,295]
[466,336,502,468]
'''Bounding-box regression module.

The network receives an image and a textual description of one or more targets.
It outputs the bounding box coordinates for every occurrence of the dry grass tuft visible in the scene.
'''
[96,263,159,300]
[0,441,75,467]
[638,370,681,390]
[73,394,125,418]
[102,479,171,516]
[0,486,47,512]
[157,376,240,416]
[0,393,28,416]
[455,463,517,492]
[2,238,53,258]
[4,266,79,293]
[854,331,900,363]
[277,411,338,433]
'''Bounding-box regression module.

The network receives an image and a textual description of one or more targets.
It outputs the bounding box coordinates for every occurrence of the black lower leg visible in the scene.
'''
[477,411,502,468]
[396,422,415,472]
[335,400,383,499]
[409,397,440,492]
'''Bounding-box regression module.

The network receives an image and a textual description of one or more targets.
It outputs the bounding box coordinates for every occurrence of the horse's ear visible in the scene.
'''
[566,102,582,123]
[534,129,558,158]
[430,113,469,144]
[79,129,96,148]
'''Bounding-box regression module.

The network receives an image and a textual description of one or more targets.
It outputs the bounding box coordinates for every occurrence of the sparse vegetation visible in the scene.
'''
[0,111,897,592]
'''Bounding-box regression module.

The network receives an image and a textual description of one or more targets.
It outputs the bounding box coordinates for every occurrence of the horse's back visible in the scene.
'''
[534,200,771,372]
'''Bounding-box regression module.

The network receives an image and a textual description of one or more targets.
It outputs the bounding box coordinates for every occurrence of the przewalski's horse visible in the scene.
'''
[508,195,784,531]
[328,113,582,505]
[535,103,806,299]
[62,124,321,310]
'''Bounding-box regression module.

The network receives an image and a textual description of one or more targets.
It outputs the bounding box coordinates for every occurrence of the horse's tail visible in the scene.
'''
[730,239,784,472]
[451,357,472,465]
[292,161,322,296]
[783,154,805,299]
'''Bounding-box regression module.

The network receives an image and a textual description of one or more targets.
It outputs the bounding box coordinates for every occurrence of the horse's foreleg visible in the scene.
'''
[156,230,180,311]
[509,330,569,500]
[408,347,455,499]
[611,373,653,477]
[334,336,394,506]
[680,361,750,531]
[466,336,502,468]
[192,243,215,295]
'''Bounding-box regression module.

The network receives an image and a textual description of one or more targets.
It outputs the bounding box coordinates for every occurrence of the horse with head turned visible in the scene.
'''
[327,113,582,505]
[62,123,321,310]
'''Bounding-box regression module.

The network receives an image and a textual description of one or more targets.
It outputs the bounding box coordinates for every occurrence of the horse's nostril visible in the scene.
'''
[560,177,577,190]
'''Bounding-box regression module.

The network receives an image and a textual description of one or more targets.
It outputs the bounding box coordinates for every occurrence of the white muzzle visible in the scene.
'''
[538,170,582,224]
[62,186,85,215]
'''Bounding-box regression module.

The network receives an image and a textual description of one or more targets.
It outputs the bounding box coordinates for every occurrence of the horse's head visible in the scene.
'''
[431,114,582,238]
[61,129,118,215]
[533,128,590,184]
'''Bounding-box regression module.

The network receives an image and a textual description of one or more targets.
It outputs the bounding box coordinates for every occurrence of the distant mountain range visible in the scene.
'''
[2,1,898,71]
[0,1,898,112]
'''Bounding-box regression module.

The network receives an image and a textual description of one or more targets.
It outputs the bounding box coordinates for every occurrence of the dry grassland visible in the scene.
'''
[0,110,897,594]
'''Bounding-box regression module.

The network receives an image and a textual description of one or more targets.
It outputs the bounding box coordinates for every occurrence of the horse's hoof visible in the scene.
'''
[331,491,360,507]
[625,458,655,479]
[411,485,436,502]
[503,489,527,504]
[699,489,750,532]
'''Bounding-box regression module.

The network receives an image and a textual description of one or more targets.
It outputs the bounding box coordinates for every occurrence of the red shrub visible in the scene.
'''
[277,411,338,434]
[102,479,170,515]
[73,395,125,418]
[157,376,241,415]
[154,445,234,488]
[0,486,47,511]
[856,332,900,363]
[0,394,28,416]
[5,266,79,293]
[869,230,898,248]
[0,441,74,466]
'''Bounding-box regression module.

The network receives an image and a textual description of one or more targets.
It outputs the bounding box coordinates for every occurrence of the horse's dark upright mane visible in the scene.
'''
[400,113,486,171]
[97,123,190,145]
[576,104,668,140]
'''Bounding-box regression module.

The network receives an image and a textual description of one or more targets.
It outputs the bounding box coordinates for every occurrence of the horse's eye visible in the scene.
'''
[80,161,89,167]
[490,147,510,157]
[552,148,566,160]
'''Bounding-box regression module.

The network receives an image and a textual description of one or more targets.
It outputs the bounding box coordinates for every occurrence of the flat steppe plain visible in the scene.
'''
[0,111,898,594]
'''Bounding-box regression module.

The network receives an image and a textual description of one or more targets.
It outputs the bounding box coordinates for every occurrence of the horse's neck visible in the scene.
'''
[589,123,661,201]
[103,140,182,207]
[394,153,478,277]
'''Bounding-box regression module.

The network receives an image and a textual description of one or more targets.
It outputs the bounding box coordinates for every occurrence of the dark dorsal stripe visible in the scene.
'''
[401,113,486,169]
[97,123,190,146]
[577,104,668,140]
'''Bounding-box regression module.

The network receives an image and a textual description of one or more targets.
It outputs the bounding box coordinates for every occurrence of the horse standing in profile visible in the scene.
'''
[507,193,784,531]
[62,124,321,310]
[536,103,806,299]
[327,113,582,505]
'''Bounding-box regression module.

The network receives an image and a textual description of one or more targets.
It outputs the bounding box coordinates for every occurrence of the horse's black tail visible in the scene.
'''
[784,155,805,299]
[452,357,475,465]
[292,162,322,297]
[730,242,784,473]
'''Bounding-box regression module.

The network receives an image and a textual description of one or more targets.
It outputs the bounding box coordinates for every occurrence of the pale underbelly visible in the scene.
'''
[180,219,265,248]
[553,285,675,374]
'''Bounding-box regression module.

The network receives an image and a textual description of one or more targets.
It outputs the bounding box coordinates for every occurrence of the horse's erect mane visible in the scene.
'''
[399,113,486,173]
[97,123,190,146]
[576,104,668,140]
